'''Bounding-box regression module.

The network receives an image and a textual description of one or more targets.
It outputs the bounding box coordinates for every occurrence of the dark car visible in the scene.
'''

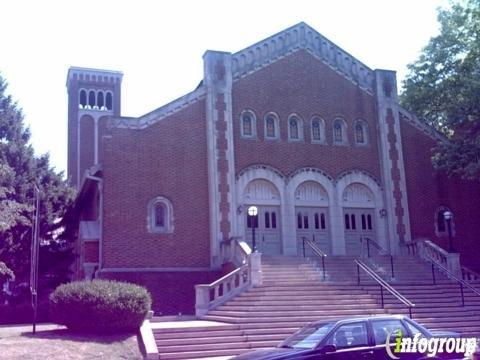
[232,315,467,360]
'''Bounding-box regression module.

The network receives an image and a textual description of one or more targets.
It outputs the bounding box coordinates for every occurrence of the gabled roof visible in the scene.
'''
[231,22,375,94]
[112,22,375,129]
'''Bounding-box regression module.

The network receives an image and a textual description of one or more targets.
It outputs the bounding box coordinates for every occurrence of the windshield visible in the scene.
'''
[279,322,335,349]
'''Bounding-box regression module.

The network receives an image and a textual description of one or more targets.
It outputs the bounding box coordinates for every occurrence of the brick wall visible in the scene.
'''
[101,99,211,269]
[232,50,381,179]
[401,118,480,272]
[84,241,99,263]
[99,270,220,315]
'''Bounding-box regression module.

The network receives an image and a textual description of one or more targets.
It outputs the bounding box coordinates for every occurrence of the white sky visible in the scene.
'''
[0,0,448,175]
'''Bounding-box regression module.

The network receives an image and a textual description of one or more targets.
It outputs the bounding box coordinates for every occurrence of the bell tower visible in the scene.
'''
[66,67,123,187]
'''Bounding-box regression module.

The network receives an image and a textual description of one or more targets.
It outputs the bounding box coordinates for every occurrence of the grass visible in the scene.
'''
[0,323,145,359]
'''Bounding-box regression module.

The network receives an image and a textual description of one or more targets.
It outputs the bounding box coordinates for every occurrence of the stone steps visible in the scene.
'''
[153,254,480,359]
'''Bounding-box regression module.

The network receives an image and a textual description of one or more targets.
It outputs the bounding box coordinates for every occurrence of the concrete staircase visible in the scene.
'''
[152,254,480,359]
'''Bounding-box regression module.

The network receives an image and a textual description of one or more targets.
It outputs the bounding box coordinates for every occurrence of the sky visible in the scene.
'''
[0,0,449,175]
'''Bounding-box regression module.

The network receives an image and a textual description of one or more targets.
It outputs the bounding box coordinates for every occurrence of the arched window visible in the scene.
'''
[311,117,325,143]
[240,110,256,138]
[106,92,113,110]
[88,90,96,108]
[333,119,347,144]
[355,120,368,145]
[264,113,279,140]
[79,90,87,108]
[288,114,303,141]
[97,91,105,110]
[148,196,174,233]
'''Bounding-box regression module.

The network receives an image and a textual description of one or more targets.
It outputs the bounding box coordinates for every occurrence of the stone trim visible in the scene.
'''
[232,22,374,95]
[398,107,445,142]
[111,88,206,129]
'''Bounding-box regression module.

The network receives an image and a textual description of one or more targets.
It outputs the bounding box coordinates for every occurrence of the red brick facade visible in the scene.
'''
[67,23,480,315]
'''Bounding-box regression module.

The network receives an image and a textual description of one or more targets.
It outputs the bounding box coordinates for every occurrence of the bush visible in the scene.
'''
[49,279,152,332]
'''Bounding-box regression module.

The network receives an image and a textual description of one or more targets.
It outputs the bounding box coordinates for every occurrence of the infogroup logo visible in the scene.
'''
[385,330,478,359]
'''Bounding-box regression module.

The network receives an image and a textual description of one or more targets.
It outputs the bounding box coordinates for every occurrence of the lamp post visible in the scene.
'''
[443,210,454,252]
[248,206,258,252]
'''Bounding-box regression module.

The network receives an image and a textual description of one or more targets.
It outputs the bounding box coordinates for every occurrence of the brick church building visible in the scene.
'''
[66,22,480,315]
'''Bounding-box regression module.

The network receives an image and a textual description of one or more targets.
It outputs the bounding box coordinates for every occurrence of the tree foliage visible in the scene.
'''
[401,0,480,179]
[0,74,75,292]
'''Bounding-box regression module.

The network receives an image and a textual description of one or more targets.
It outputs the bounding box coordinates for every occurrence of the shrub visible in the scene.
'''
[49,279,152,332]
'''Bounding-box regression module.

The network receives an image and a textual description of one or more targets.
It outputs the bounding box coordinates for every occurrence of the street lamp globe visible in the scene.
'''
[443,210,453,221]
[248,206,258,217]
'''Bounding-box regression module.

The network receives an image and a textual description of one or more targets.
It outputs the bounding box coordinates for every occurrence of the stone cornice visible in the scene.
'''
[398,106,446,142]
[232,22,375,95]
[110,87,206,129]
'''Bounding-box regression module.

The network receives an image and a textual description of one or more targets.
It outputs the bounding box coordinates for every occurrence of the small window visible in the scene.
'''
[303,215,309,229]
[345,214,350,230]
[367,214,372,230]
[148,196,174,233]
[264,113,279,140]
[97,91,105,109]
[79,90,87,108]
[320,213,326,229]
[311,117,325,143]
[355,120,368,145]
[265,212,270,229]
[371,320,407,346]
[351,214,356,230]
[106,92,113,110]
[361,214,366,230]
[88,90,96,108]
[333,119,347,144]
[297,212,303,229]
[314,213,320,229]
[288,114,303,141]
[240,110,256,138]
[271,212,277,229]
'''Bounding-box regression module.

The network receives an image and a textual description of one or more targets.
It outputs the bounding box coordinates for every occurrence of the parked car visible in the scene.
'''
[232,315,466,359]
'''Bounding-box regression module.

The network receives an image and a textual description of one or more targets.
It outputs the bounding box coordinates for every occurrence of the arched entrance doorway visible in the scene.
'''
[294,181,331,254]
[243,179,282,255]
[342,183,376,254]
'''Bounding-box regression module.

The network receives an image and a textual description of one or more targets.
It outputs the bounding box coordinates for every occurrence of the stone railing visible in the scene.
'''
[220,236,250,267]
[195,239,262,316]
[462,266,480,282]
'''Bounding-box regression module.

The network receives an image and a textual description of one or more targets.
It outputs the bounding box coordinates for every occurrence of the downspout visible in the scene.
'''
[86,174,103,274]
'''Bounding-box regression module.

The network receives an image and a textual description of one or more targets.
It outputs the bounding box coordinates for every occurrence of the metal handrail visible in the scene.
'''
[355,259,415,318]
[360,236,395,279]
[300,237,327,280]
[424,255,480,306]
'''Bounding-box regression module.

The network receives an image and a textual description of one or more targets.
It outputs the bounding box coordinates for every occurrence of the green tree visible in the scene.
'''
[0,74,75,294]
[401,0,480,179]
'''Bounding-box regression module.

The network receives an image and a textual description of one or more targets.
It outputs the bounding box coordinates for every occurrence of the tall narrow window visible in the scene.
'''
[265,212,270,229]
[333,119,347,144]
[88,90,96,108]
[265,113,279,139]
[148,196,174,233]
[367,214,372,230]
[297,212,303,229]
[345,214,350,230]
[154,203,165,228]
[106,92,113,110]
[271,212,277,228]
[361,214,366,230]
[355,120,368,145]
[314,213,320,229]
[351,214,356,230]
[97,91,105,109]
[311,117,325,143]
[288,115,303,141]
[303,214,309,229]
[241,110,256,138]
[320,213,326,229]
[79,90,87,108]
